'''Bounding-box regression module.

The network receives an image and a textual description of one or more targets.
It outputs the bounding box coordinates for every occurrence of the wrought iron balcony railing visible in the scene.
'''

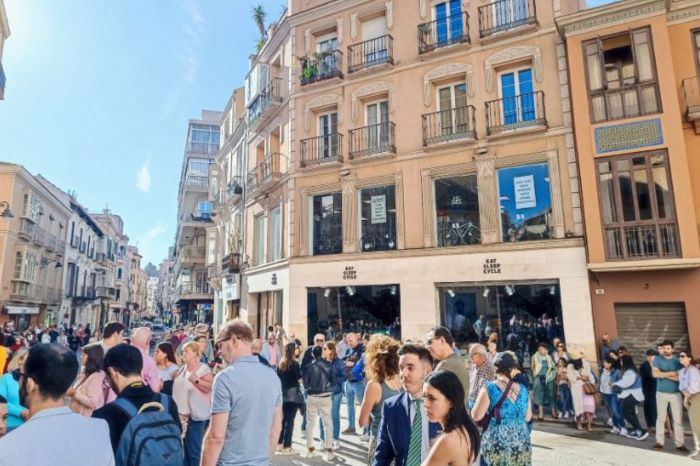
[418,12,470,54]
[422,105,476,145]
[485,91,546,135]
[478,0,537,38]
[300,134,343,167]
[604,222,680,261]
[349,122,396,159]
[348,35,394,73]
[300,50,343,86]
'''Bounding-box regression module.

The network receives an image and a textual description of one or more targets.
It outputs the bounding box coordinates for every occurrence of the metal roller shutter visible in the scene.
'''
[614,303,689,362]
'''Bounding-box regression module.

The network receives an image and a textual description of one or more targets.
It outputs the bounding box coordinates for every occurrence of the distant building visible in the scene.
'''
[144,262,158,278]
[0,0,10,100]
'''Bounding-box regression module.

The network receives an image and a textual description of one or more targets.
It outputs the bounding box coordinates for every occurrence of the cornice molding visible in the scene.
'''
[667,3,700,24]
[557,0,666,37]
[423,63,475,105]
[484,46,542,92]
[351,81,394,121]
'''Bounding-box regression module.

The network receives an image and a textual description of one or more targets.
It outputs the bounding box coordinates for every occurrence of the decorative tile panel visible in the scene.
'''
[594,119,663,154]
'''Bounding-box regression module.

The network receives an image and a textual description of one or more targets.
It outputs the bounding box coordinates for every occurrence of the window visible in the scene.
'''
[189,125,219,154]
[435,175,480,246]
[499,68,535,125]
[584,27,659,123]
[359,185,397,252]
[254,214,265,265]
[435,0,463,46]
[117,268,123,280]
[597,152,679,260]
[13,251,22,279]
[188,158,210,177]
[438,83,468,136]
[365,100,390,150]
[361,16,389,64]
[492,0,532,31]
[269,206,282,261]
[497,163,553,242]
[311,193,342,256]
[318,112,339,158]
[318,35,339,75]
[115,289,121,301]
[22,194,41,222]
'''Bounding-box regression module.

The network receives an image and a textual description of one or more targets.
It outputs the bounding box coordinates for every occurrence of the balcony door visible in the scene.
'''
[435,0,462,46]
[319,112,339,159]
[494,0,529,30]
[362,16,388,64]
[366,101,389,150]
[438,83,468,137]
[317,36,338,76]
[499,68,535,125]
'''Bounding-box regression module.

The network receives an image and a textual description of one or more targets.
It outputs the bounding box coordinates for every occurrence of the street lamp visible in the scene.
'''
[0,201,14,218]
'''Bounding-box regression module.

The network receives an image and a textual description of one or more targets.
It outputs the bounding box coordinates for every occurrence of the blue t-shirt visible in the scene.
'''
[211,356,282,465]
[653,356,682,393]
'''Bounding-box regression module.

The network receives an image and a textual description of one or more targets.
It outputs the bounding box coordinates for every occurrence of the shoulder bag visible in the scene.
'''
[478,380,513,431]
[579,369,598,395]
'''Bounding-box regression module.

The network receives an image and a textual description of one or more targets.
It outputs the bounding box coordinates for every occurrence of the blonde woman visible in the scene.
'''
[0,349,29,432]
[172,341,213,466]
[358,334,402,464]
[66,343,107,416]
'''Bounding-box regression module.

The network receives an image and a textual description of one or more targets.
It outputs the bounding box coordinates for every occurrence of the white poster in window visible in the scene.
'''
[371,195,387,224]
[514,175,537,209]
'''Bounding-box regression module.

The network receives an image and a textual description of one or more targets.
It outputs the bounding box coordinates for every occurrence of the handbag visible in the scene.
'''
[283,385,304,404]
[579,370,598,395]
[478,380,513,430]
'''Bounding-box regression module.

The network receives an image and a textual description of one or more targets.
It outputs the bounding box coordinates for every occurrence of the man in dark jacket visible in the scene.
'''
[303,346,336,461]
[300,333,326,432]
[343,332,365,434]
[93,344,180,452]
[639,349,658,430]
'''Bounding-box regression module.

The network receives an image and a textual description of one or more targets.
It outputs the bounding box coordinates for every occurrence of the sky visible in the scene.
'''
[0,0,286,267]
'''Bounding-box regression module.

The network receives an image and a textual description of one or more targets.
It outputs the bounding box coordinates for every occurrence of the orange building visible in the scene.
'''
[557,0,700,359]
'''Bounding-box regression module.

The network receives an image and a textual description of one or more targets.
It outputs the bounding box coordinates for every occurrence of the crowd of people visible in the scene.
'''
[0,319,698,465]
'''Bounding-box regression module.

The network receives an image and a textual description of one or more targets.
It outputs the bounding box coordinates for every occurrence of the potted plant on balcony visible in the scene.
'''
[300,56,318,83]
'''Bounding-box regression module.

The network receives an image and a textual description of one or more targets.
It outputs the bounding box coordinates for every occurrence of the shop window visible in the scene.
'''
[269,206,282,261]
[254,214,265,265]
[311,193,342,256]
[596,152,679,260]
[497,163,553,242]
[434,175,480,246]
[439,283,563,365]
[359,185,397,252]
[584,27,659,123]
[307,285,401,344]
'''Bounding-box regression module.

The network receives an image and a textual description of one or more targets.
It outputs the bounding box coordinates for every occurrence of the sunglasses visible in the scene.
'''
[11,369,25,382]
[214,336,234,350]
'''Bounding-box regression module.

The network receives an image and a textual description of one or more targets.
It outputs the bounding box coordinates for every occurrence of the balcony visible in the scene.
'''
[248,77,284,131]
[79,241,87,253]
[486,91,546,135]
[604,222,680,261]
[222,252,241,274]
[72,286,97,301]
[226,176,244,202]
[184,175,209,193]
[97,286,116,299]
[300,50,343,86]
[18,218,36,240]
[478,0,536,39]
[348,35,393,74]
[422,105,476,146]
[681,76,700,132]
[300,134,343,168]
[176,283,213,301]
[418,12,470,54]
[180,245,206,265]
[349,122,396,159]
[590,82,660,124]
[0,63,5,99]
[10,283,62,305]
[32,226,46,247]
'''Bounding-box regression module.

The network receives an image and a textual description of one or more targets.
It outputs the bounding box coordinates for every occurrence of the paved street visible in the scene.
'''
[272,408,698,466]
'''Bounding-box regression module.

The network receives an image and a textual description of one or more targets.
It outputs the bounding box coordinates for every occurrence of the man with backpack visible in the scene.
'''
[93,344,183,465]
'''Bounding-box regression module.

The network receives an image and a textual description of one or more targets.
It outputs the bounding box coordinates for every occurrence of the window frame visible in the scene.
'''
[268,205,282,262]
[582,26,661,124]
[432,173,480,248]
[357,184,398,252]
[253,213,266,266]
[692,28,700,79]
[594,151,679,260]
[308,192,343,257]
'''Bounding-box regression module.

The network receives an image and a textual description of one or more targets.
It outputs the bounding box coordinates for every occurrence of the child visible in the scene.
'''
[600,355,626,435]
[556,358,574,418]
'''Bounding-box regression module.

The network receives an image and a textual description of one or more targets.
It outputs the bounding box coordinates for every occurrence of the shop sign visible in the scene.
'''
[371,195,387,224]
[271,273,278,285]
[342,266,357,280]
[514,175,536,210]
[483,258,501,274]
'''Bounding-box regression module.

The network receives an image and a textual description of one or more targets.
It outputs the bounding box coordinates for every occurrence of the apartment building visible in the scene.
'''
[36,176,104,328]
[173,110,221,324]
[557,0,700,359]
[92,209,130,327]
[222,0,595,357]
[0,163,69,329]
[158,258,175,324]
[127,245,145,321]
[0,0,10,100]
[209,89,247,331]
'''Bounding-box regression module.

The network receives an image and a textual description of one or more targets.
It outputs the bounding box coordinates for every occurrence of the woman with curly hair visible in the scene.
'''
[358,334,402,464]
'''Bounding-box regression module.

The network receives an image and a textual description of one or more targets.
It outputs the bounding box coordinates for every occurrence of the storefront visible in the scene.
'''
[245,266,289,338]
[289,240,595,358]
[4,305,41,330]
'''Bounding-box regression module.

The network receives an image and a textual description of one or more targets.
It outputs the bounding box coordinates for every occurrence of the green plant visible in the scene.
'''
[252,5,266,38]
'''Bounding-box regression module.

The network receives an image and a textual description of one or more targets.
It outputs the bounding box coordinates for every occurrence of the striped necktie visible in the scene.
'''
[406,399,423,466]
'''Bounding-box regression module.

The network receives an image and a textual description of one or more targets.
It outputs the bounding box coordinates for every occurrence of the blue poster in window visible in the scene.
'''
[498,163,552,242]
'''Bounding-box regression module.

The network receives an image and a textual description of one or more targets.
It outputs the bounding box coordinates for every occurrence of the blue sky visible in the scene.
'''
[0,0,286,266]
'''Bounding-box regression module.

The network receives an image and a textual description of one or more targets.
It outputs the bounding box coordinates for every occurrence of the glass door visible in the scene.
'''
[319,113,338,158]
[500,68,534,126]
[438,83,468,136]
[366,101,389,150]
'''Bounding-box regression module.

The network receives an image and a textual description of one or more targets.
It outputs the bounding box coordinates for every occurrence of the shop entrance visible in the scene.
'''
[615,303,688,362]
[307,285,400,345]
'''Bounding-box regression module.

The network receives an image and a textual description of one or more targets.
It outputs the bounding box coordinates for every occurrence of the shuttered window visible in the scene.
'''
[615,303,689,362]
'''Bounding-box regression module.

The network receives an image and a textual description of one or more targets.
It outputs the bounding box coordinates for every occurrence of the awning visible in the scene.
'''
[6,306,40,315]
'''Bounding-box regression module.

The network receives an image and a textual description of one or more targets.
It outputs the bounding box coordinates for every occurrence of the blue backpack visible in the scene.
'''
[113,394,184,466]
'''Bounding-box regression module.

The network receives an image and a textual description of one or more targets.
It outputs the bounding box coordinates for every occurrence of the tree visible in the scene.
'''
[252,5,266,41]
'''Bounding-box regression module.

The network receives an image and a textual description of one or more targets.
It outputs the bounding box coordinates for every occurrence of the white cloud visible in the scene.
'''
[136,153,151,192]
[136,223,168,264]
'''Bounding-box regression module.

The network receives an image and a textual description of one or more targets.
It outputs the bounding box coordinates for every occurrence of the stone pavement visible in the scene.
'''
[271,405,698,466]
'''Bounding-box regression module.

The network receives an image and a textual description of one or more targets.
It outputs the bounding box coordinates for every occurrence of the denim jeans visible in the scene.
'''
[279,402,301,448]
[603,393,625,428]
[320,391,342,441]
[557,384,573,414]
[345,380,365,430]
[184,418,209,466]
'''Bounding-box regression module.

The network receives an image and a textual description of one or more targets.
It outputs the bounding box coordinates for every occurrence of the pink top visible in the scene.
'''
[69,371,107,417]
[138,346,162,392]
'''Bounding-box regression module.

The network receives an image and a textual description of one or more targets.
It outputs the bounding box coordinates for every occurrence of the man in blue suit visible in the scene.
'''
[373,344,442,466]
